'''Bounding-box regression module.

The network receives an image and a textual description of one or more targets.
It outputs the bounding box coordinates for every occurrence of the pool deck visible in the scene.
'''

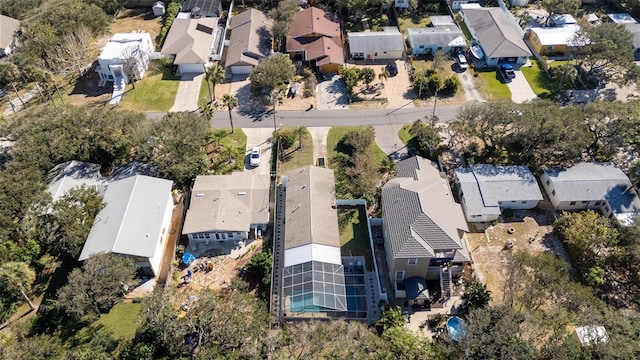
[403,295,463,338]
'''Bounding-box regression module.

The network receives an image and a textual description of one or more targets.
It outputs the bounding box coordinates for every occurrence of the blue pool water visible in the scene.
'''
[447,316,466,342]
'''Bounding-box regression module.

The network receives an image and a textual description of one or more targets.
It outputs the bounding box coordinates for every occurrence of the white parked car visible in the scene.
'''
[456,53,468,70]
[250,146,262,167]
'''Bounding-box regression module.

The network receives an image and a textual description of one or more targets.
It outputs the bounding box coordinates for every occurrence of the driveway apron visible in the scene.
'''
[507,70,537,103]
[169,73,203,112]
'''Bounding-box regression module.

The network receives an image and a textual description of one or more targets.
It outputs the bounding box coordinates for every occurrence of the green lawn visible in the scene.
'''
[398,15,431,34]
[458,20,473,41]
[475,69,511,100]
[198,77,212,108]
[217,128,246,149]
[94,302,142,340]
[520,59,556,98]
[279,128,314,174]
[207,128,247,174]
[119,72,181,112]
[398,124,412,144]
[327,127,387,167]
[338,206,373,270]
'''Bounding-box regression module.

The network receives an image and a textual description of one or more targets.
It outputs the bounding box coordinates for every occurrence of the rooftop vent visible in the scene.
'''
[196,193,205,197]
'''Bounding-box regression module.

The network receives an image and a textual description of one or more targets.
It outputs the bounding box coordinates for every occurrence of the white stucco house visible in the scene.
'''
[78,175,174,277]
[96,33,154,87]
[182,172,270,252]
[0,14,20,57]
[454,164,543,223]
[347,27,404,60]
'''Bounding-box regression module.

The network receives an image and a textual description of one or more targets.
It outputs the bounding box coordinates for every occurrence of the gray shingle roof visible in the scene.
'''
[79,175,173,260]
[226,9,272,67]
[46,161,103,203]
[382,157,468,259]
[544,162,640,214]
[463,7,532,58]
[347,27,404,54]
[0,14,20,51]
[284,166,340,250]
[455,164,543,216]
[407,25,464,48]
[161,17,219,64]
[182,172,270,234]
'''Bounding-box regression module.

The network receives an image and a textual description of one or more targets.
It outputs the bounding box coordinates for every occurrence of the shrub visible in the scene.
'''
[442,75,461,94]
[275,130,295,149]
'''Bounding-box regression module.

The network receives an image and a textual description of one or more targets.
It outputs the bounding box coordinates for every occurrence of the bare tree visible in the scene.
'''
[49,25,97,77]
[121,44,149,90]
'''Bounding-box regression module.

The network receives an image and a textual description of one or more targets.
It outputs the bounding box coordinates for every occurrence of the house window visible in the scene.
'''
[595,201,601,206]
[570,201,576,205]
[552,190,556,196]
[215,233,220,240]
[227,232,233,237]
[395,271,405,280]
[408,258,418,265]
[547,45,554,50]
[511,200,516,203]
[522,201,527,204]
[582,201,588,204]
[546,179,550,185]
[419,45,425,48]
[204,234,211,239]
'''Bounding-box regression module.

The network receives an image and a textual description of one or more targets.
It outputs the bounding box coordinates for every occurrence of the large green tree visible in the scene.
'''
[0,261,36,311]
[249,55,295,91]
[56,253,137,322]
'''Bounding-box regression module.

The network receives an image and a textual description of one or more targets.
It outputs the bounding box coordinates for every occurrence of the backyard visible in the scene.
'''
[110,8,163,49]
[338,206,374,270]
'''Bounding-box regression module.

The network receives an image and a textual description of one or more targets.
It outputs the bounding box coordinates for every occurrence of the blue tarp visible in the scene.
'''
[182,252,195,265]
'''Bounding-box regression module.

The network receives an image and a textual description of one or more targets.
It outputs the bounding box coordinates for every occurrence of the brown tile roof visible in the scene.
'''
[289,7,340,39]
[226,9,273,67]
[286,36,344,65]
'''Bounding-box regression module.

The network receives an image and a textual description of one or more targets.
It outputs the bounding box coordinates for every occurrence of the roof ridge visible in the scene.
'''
[112,176,138,253]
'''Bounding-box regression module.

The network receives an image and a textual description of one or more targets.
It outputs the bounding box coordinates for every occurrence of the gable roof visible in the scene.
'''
[182,172,270,234]
[227,9,273,67]
[79,175,173,260]
[430,15,456,26]
[348,27,404,53]
[161,17,218,64]
[463,7,532,58]
[543,162,640,215]
[289,7,340,39]
[182,0,222,17]
[455,165,543,216]
[286,36,344,65]
[383,157,469,259]
[0,14,20,50]
[529,22,581,46]
[407,25,465,48]
[46,161,103,204]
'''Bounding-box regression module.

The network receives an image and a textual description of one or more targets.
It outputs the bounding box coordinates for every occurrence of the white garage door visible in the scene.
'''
[231,65,253,75]
[178,63,205,74]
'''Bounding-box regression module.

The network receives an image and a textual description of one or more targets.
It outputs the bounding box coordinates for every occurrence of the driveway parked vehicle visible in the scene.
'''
[249,146,261,167]
[499,63,516,82]
[386,62,398,76]
[456,53,468,71]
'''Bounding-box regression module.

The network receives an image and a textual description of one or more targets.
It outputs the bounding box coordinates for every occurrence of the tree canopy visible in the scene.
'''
[249,55,295,92]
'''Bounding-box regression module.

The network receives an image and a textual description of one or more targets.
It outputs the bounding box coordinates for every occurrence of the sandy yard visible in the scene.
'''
[177,239,264,292]
[465,212,566,303]
[110,8,163,48]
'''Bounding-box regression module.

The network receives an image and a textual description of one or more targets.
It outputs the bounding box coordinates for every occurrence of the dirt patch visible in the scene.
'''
[65,71,115,108]
[467,211,567,304]
[111,8,163,49]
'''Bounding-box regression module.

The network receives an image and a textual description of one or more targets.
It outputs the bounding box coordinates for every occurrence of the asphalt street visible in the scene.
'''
[146,105,462,128]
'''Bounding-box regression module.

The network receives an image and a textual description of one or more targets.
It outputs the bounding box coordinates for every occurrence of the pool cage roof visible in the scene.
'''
[283,260,347,313]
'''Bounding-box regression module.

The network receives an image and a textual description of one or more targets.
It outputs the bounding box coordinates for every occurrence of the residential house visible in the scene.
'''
[181,0,222,18]
[540,162,640,225]
[286,7,344,74]
[182,172,270,252]
[607,13,640,56]
[281,166,348,318]
[454,164,543,223]
[526,14,581,57]
[347,27,404,60]
[78,175,174,277]
[161,17,219,74]
[462,7,532,66]
[226,9,273,75]
[0,14,20,57]
[407,16,465,55]
[382,157,469,304]
[45,160,103,204]
[96,33,154,87]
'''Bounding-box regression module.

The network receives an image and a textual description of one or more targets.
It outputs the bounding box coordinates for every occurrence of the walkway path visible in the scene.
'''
[373,124,407,161]
[169,73,203,112]
[307,127,330,166]
[456,71,485,103]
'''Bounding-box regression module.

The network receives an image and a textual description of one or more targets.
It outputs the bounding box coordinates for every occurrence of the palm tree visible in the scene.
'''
[378,67,389,86]
[0,262,36,311]
[0,62,25,107]
[222,94,238,133]
[205,64,225,102]
[221,146,238,163]
[201,103,215,122]
[210,129,228,148]
[551,63,577,93]
[360,67,375,90]
[292,125,307,150]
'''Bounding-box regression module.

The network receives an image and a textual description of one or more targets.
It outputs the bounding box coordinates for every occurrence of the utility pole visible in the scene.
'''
[270,91,278,132]
[432,89,438,118]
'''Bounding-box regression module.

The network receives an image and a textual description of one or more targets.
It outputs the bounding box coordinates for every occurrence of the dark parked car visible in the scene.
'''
[386,62,398,76]
[499,63,516,82]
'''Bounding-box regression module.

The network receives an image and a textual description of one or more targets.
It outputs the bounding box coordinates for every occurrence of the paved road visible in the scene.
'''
[373,124,408,160]
[146,105,463,127]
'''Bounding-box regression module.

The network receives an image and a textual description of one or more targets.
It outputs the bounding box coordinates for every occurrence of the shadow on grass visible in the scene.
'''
[338,206,374,271]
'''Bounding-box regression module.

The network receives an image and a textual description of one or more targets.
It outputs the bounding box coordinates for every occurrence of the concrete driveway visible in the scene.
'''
[507,69,537,103]
[456,70,485,103]
[308,127,331,166]
[373,124,407,161]
[169,73,203,112]
[243,128,273,175]
[317,75,349,110]
[383,60,415,109]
